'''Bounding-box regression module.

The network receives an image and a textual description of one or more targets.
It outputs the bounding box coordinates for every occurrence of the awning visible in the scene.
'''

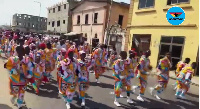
[64,32,82,36]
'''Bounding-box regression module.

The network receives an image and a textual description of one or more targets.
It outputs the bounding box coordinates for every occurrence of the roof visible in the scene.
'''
[71,0,129,11]
[71,0,111,11]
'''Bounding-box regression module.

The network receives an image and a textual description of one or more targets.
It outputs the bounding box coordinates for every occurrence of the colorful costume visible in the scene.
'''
[77,58,91,100]
[58,58,78,108]
[113,59,127,98]
[136,55,151,95]
[109,54,118,67]
[91,48,104,81]
[153,57,171,97]
[44,48,55,82]
[124,57,137,93]
[33,51,45,93]
[173,61,188,90]
[132,55,151,102]
[176,65,194,98]
[21,54,38,93]
[5,56,26,108]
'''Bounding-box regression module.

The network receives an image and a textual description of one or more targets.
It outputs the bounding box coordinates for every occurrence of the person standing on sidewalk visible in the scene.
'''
[149,52,171,100]
[132,50,152,102]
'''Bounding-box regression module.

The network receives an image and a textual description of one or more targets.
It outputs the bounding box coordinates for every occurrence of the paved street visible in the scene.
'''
[0,57,199,109]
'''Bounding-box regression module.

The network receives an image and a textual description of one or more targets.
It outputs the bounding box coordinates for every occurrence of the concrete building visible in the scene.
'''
[72,0,129,45]
[47,0,79,34]
[12,13,47,32]
[125,0,199,75]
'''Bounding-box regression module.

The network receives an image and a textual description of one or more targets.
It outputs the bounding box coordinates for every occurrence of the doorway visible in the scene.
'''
[131,34,151,56]
[158,36,185,70]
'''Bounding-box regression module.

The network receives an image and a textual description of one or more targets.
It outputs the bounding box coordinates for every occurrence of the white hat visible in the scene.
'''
[79,50,85,54]
[61,48,66,52]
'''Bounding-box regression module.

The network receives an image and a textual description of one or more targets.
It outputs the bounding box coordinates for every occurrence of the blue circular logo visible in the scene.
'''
[166,6,185,25]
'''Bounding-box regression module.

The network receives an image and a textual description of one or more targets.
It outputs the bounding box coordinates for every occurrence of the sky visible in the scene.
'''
[0,0,130,25]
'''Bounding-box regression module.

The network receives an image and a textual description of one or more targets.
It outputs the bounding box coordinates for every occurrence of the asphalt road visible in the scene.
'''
[0,57,199,109]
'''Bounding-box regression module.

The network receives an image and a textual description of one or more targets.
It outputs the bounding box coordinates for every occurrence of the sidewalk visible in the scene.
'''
[151,69,199,86]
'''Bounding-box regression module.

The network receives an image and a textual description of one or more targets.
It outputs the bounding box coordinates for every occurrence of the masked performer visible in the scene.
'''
[58,50,78,109]
[113,51,134,106]
[132,50,152,102]
[77,51,92,106]
[56,48,67,83]
[91,44,104,83]
[44,42,55,82]
[21,52,38,94]
[33,51,45,93]
[149,53,171,100]
[175,62,196,99]
[5,56,26,109]
[172,58,190,90]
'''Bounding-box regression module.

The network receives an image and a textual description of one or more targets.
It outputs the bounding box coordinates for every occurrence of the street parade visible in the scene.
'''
[0,30,197,109]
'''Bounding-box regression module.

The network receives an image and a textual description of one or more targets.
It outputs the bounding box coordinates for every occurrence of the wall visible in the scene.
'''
[47,3,69,33]
[109,2,129,29]
[72,1,107,44]
[12,14,47,32]
[126,0,199,68]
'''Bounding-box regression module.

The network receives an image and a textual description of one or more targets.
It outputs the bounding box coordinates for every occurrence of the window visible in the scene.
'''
[63,20,65,24]
[138,0,155,9]
[118,15,123,26]
[77,15,80,24]
[57,20,60,27]
[28,23,30,27]
[52,21,55,27]
[48,22,50,25]
[64,4,66,9]
[32,24,35,27]
[95,33,97,38]
[167,0,189,5]
[94,13,98,23]
[49,10,50,13]
[53,8,55,13]
[16,22,19,25]
[85,14,89,24]
[85,33,87,37]
[19,23,22,25]
[58,6,61,11]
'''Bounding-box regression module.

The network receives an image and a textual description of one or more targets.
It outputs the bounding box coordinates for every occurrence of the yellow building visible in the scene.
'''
[125,0,199,75]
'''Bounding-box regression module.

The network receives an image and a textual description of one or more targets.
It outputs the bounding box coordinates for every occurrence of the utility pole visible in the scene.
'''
[34,1,41,33]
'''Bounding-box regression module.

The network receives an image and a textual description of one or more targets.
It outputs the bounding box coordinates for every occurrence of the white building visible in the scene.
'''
[47,1,79,34]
